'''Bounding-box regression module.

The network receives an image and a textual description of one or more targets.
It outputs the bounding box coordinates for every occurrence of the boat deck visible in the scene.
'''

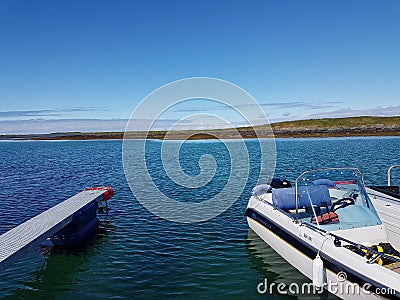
[0,189,105,271]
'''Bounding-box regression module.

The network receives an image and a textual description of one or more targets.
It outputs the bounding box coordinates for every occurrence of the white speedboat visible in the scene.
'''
[246,167,400,299]
[367,165,400,249]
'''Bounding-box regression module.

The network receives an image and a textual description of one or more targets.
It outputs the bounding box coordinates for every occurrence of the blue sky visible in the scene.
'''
[0,0,399,133]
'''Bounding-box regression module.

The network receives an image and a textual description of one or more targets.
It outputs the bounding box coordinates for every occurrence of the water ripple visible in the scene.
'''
[0,137,399,299]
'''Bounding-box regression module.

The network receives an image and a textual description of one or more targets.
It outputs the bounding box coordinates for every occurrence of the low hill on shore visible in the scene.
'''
[264,116,400,138]
[1,116,399,140]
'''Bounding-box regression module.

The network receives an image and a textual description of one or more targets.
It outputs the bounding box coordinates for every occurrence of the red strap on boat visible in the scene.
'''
[334,180,356,185]
[84,186,107,191]
[84,186,114,201]
[102,187,114,201]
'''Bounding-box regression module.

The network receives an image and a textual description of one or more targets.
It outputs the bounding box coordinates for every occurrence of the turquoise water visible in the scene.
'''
[0,137,399,299]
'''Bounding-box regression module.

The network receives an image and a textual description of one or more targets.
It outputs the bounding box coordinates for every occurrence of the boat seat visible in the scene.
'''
[272,185,331,211]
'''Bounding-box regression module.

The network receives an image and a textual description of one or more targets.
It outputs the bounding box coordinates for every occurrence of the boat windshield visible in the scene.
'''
[295,168,381,230]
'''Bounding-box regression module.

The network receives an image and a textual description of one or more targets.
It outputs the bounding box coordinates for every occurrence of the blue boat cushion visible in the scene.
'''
[313,179,335,187]
[272,185,331,210]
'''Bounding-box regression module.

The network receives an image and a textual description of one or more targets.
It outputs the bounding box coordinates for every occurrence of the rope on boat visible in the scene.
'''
[303,222,400,264]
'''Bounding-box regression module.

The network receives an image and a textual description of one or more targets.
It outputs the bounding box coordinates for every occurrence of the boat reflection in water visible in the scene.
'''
[245,228,336,299]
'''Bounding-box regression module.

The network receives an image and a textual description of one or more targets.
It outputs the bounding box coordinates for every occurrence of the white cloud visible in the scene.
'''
[2,105,399,134]
[0,118,196,134]
[0,107,102,119]
[270,105,400,122]
[0,119,127,134]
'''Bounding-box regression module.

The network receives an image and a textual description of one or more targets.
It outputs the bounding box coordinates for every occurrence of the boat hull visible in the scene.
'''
[44,200,100,247]
[247,216,384,299]
[246,198,399,299]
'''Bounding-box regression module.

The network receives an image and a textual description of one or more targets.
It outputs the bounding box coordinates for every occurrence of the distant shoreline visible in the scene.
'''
[1,116,400,140]
[1,131,399,141]
[1,130,400,141]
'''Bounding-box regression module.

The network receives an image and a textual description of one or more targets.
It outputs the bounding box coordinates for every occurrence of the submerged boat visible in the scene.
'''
[41,186,113,248]
[0,186,114,271]
[246,168,400,299]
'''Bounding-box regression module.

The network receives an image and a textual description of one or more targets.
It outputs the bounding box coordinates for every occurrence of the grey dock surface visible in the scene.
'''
[0,189,105,271]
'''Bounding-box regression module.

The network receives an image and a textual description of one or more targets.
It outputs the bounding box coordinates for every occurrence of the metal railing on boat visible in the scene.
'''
[388,165,400,186]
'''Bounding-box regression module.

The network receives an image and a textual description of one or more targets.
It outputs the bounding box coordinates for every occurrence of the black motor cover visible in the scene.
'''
[270,178,292,188]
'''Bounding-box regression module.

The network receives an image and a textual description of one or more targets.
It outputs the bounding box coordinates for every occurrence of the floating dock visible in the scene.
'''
[0,188,110,271]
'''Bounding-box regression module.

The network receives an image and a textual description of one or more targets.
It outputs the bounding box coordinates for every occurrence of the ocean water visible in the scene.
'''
[0,137,399,299]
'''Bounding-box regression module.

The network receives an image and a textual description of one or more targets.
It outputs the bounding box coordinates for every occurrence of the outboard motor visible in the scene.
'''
[270,178,292,189]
